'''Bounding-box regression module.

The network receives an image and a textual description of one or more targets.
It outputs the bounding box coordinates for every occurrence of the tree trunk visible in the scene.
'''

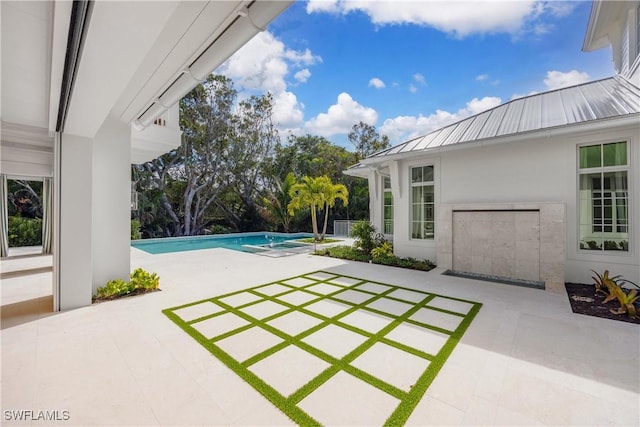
[311,207,319,241]
[321,203,329,241]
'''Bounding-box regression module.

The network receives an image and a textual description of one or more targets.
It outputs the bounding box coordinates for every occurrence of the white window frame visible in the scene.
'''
[577,141,631,252]
[382,176,393,235]
[410,165,435,240]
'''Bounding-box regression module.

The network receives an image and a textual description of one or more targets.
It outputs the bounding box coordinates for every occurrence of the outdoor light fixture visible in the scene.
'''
[134,1,291,129]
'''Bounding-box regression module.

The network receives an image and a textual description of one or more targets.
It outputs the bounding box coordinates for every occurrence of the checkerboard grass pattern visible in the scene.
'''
[163,271,481,426]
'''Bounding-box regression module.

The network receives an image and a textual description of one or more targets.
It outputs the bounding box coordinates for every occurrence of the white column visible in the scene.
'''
[58,133,93,310]
[366,169,380,231]
[91,114,131,293]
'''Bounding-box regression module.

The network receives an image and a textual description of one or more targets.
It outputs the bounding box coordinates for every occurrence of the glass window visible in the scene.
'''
[383,177,393,234]
[578,142,629,252]
[411,166,435,239]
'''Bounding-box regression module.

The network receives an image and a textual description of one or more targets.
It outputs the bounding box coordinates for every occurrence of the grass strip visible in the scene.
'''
[163,270,481,426]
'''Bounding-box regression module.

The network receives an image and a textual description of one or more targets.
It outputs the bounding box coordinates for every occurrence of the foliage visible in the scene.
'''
[591,270,640,318]
[296,237,341,244]
[288,175,348,241]
[8,216,42,247]
[131,219,142,240]
[315,245,371,262]
[265,134,369,229]
[94,268,160,300]
[260,172,298,232]
[609,287,639,318]
[316,245,435,271]
[347,121,391,161]
[350,220,384,254]
[132,75,278,237]
[132,75,371,239]
[371,241,394,260]
[6,179,42,218]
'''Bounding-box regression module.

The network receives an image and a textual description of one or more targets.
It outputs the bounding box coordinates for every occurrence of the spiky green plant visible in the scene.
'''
[609,287,639,319]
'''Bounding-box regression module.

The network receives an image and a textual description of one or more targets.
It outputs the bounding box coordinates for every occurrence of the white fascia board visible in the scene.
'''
[358,114,640,166]
[48,0,72,134]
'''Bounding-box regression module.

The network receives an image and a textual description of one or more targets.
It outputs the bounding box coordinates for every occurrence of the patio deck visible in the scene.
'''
[1,247,638,426]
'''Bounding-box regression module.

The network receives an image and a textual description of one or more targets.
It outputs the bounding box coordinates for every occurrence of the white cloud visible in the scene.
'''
[306,0,563,37]
[543,70,590,90]
[408,84,418,94]
[369,77,386,89]
[413,73,426,85]
[294,69,311,83]
[219,31,322,134]
[272,91,305,132]
[475,74,489,81]
[305,92,378,137]
[381,96,502,142]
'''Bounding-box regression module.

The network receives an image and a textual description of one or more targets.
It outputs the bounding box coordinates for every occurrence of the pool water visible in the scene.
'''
[131,232,313,254]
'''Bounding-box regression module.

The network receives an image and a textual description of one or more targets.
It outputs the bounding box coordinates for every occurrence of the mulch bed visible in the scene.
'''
[565,282,640,324]
[92,288,161,303]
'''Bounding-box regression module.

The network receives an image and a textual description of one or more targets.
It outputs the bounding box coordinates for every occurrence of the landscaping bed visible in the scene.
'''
[315,245,435,272]
[565,282,640,325]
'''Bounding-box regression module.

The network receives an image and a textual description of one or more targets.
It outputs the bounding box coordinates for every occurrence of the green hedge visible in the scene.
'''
[8,216,42,247]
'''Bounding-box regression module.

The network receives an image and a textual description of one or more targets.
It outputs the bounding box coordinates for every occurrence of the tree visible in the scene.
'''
[317,178,348,240]
[260,172,297,232]
[133,74,278,236]
[347,121,390,160]
[287,176,349,241]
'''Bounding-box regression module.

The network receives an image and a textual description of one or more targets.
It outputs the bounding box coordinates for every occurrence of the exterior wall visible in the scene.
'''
[381,122,639,285]
[59,134,93,310]
[91,114,131,293]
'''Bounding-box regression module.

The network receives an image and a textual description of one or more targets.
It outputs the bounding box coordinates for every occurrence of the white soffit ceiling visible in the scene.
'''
[63,1,181,138]
[0,1,53,130]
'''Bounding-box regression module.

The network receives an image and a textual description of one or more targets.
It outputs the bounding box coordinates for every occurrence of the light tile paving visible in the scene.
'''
[215,326,283,362]
[249,345,330,397]
[298,371,400,426]
[2,247,638,426]
[163,271,481,425]
[191,312,249,339]
[410,307,464,331]
[265,311,323,336]
[173,301,224,321]
[351,342,430,391]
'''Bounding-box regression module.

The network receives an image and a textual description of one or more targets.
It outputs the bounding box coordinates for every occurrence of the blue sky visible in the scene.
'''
[217,0,614,147]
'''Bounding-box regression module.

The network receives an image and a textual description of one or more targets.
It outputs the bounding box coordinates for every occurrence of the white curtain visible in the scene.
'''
[0,174,8,258]
[42,177,53,254]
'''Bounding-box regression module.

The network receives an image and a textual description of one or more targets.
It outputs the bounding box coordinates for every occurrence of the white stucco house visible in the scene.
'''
[346,1,640,292]
[1,1,292,310]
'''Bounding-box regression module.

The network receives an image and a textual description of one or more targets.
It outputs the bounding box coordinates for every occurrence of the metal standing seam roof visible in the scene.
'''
[368,76,640,160]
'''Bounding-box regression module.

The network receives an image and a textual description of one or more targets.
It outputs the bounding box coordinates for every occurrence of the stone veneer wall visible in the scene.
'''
[437,203,565,292]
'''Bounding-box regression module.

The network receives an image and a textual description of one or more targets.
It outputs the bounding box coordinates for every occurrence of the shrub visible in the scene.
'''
[8,216,42,247]
[591,269,640,318]
[315,245,435,272]
[604,240,619,251]
[94,268,160,300]
[350,220,384,254]
[586,240,600,250]
[371,241,393,260]
[130,268,160,290]
[131,219,142,240]
[316,246,370,262]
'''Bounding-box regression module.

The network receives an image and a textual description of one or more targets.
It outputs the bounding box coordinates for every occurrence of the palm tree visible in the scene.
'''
[317,178,348,240]
[261,172,297,232]
[288,175,348,242]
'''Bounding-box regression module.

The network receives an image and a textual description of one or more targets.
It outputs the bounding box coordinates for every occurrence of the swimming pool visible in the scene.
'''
[131,232,314,254]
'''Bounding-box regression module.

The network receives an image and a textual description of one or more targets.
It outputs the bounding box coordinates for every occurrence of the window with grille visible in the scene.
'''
[578,141,630,252]
[410,165,435,240]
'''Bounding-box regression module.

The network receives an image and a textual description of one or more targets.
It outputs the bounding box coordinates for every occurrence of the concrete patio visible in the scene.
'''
[1,247,638,426]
